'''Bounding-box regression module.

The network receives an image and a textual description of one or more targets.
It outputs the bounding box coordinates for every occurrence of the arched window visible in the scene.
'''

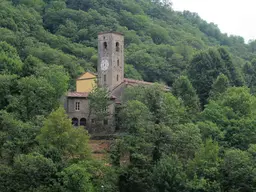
[104,119,108,125]
[117,59,119,66]
[117,75,119,81]
[72,118,78,126]
[116,42,120,52]
[103,42,107,50]
[80,118,86,126]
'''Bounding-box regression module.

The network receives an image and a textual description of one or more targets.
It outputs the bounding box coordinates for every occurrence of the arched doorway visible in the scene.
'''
[72,118,78,126]
[80,118,86,126]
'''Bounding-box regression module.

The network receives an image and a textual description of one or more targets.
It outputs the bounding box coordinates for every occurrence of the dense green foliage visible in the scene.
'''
[1,0,256,191]
[112,85,256,192]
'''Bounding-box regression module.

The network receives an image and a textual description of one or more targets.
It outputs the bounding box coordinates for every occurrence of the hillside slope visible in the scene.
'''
[1,0,256,88]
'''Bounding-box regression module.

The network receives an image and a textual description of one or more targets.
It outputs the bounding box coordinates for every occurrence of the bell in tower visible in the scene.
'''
[97,32,124,91]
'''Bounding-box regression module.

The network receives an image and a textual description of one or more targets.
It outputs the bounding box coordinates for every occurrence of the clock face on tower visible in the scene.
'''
[101,59,109,71]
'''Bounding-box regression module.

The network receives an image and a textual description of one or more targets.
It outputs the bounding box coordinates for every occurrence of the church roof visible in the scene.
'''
[67,92,116,99]
[67,77,170,99]
[67,92,89,97]
[123,78,154,86]
[123,78,170,90]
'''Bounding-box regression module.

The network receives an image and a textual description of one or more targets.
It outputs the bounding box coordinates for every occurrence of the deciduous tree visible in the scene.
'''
[37,107,90,160]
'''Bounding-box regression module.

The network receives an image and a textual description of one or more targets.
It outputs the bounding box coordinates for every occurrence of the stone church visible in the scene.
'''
[65,32,159,135]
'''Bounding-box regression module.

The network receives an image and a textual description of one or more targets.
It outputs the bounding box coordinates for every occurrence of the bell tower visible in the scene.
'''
[97,32,124,91]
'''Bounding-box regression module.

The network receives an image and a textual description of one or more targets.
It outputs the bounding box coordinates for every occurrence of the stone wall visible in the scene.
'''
[66,97,116,134]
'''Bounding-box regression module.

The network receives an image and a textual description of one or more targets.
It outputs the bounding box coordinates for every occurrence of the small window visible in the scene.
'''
[91,119,95,124]
[104,74,106,82]
[117,75,119,81]
[117,59,119,66]
[75,102,80,111]
[104,119,108,125]
[103,42,107,50]
[116,42,120,52]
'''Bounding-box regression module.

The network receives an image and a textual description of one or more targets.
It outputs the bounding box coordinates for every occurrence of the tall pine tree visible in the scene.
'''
[172,76,200,116]
[209,74,230,100]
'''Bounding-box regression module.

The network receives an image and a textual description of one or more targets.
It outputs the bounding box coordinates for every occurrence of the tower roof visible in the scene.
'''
[98,31,124,36]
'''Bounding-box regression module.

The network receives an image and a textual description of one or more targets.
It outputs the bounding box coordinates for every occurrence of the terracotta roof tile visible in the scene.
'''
[67,92,116,99]
[123,78,153,85]
[123,78,170,90]
[68,78,169,99]
[67,92,89,97]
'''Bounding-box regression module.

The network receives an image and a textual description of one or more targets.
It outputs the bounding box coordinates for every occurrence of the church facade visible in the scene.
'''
[65,32,158,135]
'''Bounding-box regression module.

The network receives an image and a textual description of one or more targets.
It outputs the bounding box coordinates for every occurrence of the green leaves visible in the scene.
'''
[124,84,185,126]
[114,81,256,191]
[171,123,202,160]
[39,65,70,99]
[7,76,56,121]
[152,155,187,192]
[13,153,57,191]
[0,74,17,109]
[37,107,90,160]
[220,149,256,191]
[59,163,94,192]
[0,110,39,164]
[189,47,243,106]
[187,139,221,191]
[0,42,23,74]
[209,74,230,100]
[88,87,111,130]
[218,87,256,117]
[124,64,143,80]
[118,100,152,133]
[201,87,256,149]
[172,75,200,117]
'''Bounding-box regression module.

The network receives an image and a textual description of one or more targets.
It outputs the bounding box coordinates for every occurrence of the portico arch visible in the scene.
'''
[72,118,78,126]
[80,118,86,126]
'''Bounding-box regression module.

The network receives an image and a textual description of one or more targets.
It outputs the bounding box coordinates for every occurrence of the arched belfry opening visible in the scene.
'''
[103,42,107,50]
[116,42,120,52]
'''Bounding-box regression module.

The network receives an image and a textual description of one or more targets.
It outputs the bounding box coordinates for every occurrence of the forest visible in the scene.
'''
[0,0,256,191]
